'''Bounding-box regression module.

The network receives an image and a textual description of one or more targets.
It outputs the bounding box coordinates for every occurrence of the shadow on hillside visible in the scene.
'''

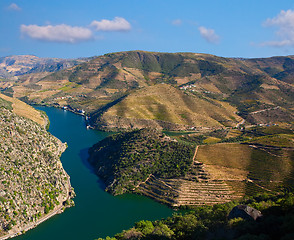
[283,150,294,190]
[245,147,293,195]
[90,95,127,118]
[79,147,106,191]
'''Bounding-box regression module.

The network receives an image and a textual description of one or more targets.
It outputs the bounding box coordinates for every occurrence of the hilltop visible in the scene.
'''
[88,129,195,197]
[0,95,74,238]
[88,125,294,207]
[1,51,293,130]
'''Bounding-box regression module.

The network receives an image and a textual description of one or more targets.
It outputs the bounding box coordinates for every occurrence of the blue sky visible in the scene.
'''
[1,0,294,59]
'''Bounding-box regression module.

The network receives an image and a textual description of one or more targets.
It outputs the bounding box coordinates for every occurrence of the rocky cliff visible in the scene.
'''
[0,96,74,238]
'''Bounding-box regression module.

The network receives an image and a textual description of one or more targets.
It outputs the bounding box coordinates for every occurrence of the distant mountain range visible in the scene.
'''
[0,55,91,79]
[1,51,293,130]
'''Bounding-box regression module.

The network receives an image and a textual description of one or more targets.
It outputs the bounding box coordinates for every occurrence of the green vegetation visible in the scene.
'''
[58,82,78,92]
[98,191,294,240]
[88,129,194,195]
[0,97,74,235]
[6,51,294,131]
[247,134,294,148]
[0,96,12,110]
[1,87,14,97]
[119,52,225,77]
[93,83,241,131]
[177,125,293,146]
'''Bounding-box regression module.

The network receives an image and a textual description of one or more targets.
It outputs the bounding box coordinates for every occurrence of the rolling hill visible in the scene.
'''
[90,83,242,131]
[88,126,294,207]
[2,51,294,131]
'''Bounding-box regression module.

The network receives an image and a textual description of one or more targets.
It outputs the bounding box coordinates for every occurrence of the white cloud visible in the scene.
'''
[172,19,182,26]
[20,24,93,43]
[91,17,131,31]
[7,3,21,11]
[262,9,294,47]
[198,26,220,44]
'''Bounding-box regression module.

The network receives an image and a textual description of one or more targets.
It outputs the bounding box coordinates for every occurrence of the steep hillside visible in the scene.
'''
[0,93,46,127]
[196,141,294,195]
[88,126,293,207]
[0,96,74,238]
[88,129,194,196]
[5,51,294,130]
[90,84,242,131]
[175,125,294,196]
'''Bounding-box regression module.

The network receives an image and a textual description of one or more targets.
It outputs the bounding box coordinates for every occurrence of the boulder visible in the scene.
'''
[228,205,262,221]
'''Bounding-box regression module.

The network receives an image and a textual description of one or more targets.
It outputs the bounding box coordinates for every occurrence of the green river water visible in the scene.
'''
[15,106,173,240]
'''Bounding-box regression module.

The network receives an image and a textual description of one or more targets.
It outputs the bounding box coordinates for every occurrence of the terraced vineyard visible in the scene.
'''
[88,125,293,207]
[175,180,236,206]
[196,142,294,196]
[135,175,179,206]
[136,161,242,207]
[6,51,294,132]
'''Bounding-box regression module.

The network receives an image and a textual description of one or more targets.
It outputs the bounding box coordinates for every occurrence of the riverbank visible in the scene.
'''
[0,179,73,240]
[0,140,74,240]
[11,106,173,240]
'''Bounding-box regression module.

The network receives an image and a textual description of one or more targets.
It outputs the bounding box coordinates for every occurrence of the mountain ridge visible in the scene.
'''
[0,55,91,80]
[1,51,293,131]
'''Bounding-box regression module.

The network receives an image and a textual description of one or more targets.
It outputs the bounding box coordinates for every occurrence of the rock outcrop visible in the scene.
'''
[228,205,263,221]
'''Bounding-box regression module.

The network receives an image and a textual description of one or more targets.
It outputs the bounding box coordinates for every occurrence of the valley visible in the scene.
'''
[0,51,293,240]
[3,0,294,238]
[0,51,293,132]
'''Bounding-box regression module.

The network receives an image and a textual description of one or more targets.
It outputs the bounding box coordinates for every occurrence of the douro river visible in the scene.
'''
[15,106,172,240]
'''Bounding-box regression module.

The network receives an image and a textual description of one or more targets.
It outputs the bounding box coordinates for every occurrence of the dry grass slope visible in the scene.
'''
[0,93,46,127]
[103,84,242,129]
[196,143,294,195]
[5,51,293,130]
